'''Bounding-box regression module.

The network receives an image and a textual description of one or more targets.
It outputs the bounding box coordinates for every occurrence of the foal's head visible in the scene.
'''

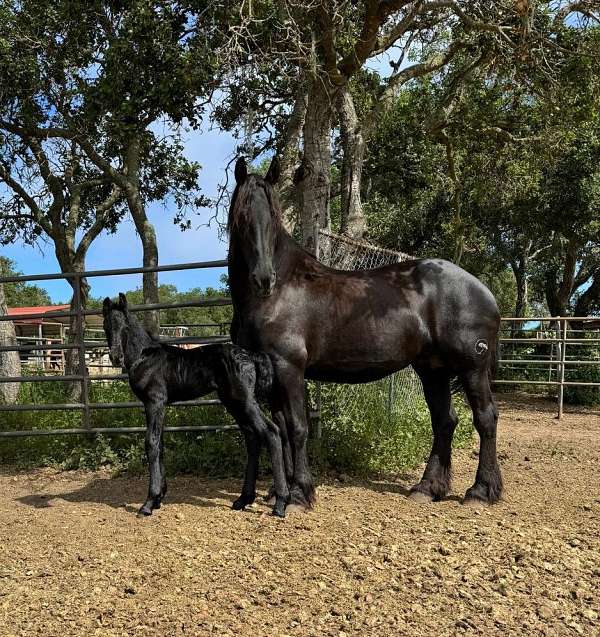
[102,292,131,368]
[228,156,281,297]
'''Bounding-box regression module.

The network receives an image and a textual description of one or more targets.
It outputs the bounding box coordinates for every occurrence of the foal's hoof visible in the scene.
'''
[137,506,153,518]
[232,493,256,511]
[231,498,246,511]
[408,490,434,504]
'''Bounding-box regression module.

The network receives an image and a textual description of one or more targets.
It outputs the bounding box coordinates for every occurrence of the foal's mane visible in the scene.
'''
[227,174,284,235]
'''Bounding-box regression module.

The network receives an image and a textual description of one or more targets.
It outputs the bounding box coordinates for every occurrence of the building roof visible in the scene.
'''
[8,305,70,325]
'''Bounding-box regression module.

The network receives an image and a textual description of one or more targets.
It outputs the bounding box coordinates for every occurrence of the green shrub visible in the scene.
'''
[315,376,473,476]
[1,372,474,479]
[563,341,600,406]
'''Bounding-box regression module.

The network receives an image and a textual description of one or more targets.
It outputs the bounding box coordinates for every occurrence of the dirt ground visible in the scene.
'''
[0,394,598,637]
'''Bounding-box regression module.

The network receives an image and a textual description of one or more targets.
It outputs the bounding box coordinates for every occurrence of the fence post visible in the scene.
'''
[557,317,567,420]
[74,274,91,430]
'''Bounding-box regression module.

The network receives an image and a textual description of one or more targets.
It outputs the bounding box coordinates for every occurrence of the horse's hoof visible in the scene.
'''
[463,495,488,508]
[232,498,246,511]
[285,503,309,514]
[463,483,495,506]
[271,506,286,518]
[289,485,315,509]
[408,490,434,504]
[137,507,152,517]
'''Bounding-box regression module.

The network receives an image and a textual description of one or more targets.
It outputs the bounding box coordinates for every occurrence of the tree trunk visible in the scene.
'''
[296,79,332,254]
[509,250,529,328]
[279,84,308,234]
[125,137,160,335]
[338,87,366,239]
[545,237,579,317]
[0,281,20,404]
[55,253,89,403]
[574,273,599,317]
[508,255,529,340]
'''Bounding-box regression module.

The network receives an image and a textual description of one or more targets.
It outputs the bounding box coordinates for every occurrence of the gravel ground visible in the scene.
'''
[0,393,598,637]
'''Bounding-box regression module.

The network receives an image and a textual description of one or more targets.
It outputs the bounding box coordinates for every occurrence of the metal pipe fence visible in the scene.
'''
[496,316,599,418]
[1,261,598,437]
[0,259,230,438]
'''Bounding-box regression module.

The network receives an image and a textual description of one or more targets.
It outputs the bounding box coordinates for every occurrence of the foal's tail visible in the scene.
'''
[250,351,275,400]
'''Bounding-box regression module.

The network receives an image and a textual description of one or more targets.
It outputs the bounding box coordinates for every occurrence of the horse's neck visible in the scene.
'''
[123,317,154,369]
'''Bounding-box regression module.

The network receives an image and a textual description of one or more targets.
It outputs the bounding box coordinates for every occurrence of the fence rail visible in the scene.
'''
[0,260,233,438]
[1,261,598,438]
[497,316,599,418]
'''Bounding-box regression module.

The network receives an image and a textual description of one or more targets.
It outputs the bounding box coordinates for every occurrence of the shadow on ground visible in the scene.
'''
[13,473,430,513]
[14,475,242,513]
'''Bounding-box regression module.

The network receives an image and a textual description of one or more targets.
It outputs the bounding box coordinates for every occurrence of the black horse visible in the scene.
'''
[102,293,289,517]
[228,157,502,510]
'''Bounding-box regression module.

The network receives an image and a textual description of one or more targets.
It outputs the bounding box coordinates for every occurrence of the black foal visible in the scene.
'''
[102,293,289,517]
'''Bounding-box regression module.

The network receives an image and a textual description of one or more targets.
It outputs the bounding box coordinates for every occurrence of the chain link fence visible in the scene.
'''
[316,229,424,423]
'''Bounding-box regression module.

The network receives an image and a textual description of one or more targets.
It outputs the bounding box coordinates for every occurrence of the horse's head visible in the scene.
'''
[102,292,130,368]
[228,156,281,298]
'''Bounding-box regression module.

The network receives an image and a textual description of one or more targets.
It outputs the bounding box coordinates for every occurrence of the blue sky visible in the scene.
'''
[2,124,238,303]
[2,56,391,304]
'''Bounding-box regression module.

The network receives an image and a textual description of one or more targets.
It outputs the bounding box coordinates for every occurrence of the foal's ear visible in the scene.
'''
[118,292,129,315]
[102,297,111,317]
[234,157,247,185]
[265,156,280,185]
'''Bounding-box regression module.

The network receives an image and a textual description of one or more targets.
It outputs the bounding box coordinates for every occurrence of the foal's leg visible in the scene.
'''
[159,433,167,500]
[410,369,457,502]
[232,427,261,510]
[139,400,166,516]
[226,398,290,517]
[461,369,503,504]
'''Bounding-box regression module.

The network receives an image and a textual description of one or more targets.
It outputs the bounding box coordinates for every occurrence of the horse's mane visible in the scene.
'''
[227,175,284,235]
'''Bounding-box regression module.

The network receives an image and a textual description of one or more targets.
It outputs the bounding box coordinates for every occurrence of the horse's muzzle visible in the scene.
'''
[252,272,276,297]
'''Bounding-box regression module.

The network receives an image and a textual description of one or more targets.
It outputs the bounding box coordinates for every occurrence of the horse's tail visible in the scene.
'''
[250,351,275,400]
[488,335,499,385]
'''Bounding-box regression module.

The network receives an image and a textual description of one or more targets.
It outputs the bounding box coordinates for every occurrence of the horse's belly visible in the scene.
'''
[305,360,408,384]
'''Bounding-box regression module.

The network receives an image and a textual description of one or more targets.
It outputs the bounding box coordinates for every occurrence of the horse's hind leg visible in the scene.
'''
[410,369,457,502]
[461,369,503,504]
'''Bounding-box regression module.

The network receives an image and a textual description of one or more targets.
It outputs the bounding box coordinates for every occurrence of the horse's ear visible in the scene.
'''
[265,156,280,185]
[118,292,129,316]
[234,157,247,185]
[102,297,111,317]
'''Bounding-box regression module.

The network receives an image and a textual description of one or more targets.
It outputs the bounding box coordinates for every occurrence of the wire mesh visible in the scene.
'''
[316,230,424,422]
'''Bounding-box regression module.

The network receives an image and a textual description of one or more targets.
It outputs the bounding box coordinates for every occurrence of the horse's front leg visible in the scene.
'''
[139,400,166,517]
[263,403,294,504]
[275,362,315,508]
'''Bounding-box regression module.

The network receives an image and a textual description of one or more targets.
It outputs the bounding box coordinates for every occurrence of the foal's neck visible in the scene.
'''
[122,314,155,369]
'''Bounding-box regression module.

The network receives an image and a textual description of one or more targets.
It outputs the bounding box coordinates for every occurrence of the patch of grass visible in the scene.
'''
[316,377,473,477]
[1,372,474,480]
